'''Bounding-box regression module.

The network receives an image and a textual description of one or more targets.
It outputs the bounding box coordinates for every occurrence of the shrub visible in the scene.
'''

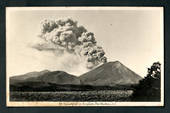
[131,62,161,101]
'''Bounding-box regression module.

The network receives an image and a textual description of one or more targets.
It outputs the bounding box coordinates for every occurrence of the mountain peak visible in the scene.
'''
[40,69,50,73]
[96,61,123,70]
[80,61,142,86]
[105,61,122,65]
[113,60,122,64]
[111,61,123,68]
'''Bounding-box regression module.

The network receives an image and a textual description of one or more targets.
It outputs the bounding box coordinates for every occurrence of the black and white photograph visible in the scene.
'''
[6,7,163,106]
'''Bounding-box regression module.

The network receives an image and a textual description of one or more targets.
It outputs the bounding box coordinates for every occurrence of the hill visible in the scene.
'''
[10,70,80,85]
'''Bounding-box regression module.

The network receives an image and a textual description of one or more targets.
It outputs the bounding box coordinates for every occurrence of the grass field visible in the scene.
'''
[10,90,133,101]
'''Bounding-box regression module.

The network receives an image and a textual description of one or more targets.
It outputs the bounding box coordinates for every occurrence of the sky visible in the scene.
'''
[6,7,163,77]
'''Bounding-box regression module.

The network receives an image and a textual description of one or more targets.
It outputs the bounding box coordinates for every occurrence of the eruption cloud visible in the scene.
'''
[33,18,107,74]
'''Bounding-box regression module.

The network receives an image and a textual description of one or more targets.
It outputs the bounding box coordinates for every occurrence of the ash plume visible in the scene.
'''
[32,17,107,72]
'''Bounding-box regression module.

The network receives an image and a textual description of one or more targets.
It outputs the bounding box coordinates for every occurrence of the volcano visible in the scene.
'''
[79,61,142,86]
[10,61,142,90]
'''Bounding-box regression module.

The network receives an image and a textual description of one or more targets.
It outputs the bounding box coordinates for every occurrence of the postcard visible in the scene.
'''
[6,7,164,106]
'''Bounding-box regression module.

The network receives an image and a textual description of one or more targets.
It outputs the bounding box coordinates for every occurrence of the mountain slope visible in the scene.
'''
[79,61,142,86]
[10,70,80,85]
[10,61,142,89]
[34,71,80,84]
[10,70,50,84]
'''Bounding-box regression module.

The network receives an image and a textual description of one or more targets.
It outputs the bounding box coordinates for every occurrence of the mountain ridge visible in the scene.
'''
[10,61,142,87]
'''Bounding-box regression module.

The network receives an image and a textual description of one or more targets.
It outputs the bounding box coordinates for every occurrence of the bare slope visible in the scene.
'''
[79,61,142,86]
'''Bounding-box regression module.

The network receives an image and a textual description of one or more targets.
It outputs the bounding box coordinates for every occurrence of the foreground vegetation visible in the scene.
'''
[10,90,133,101]
[131,62,161,101]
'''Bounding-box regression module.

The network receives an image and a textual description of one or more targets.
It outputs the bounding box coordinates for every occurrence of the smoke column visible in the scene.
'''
[32,18,107,75]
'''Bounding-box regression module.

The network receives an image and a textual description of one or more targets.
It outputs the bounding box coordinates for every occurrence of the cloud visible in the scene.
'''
[32,17,107,73]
